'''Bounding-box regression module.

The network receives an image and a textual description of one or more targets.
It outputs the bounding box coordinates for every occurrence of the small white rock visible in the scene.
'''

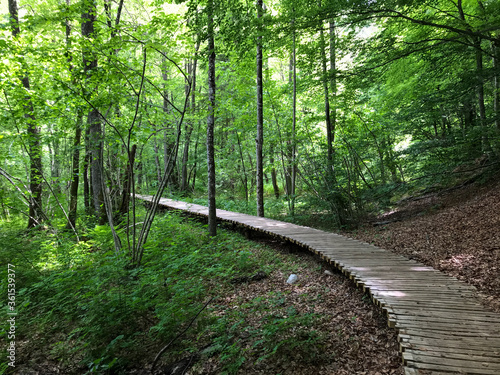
[324,270,334,276]
[286,274,298,284]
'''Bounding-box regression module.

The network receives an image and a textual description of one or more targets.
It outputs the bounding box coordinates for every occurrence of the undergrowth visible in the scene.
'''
[0,212,327,374]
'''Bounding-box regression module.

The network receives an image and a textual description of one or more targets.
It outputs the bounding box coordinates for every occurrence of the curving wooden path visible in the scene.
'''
[137,195,500,374]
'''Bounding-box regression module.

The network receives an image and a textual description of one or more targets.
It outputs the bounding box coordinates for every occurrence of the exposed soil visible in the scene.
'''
[189,240,403,375]
[342,177,500,313]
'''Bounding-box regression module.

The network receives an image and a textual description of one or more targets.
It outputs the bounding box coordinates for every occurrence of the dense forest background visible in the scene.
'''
[1,0,500,373]
[1,0,499,238]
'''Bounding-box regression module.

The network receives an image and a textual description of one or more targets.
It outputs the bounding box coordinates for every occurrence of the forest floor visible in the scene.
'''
[341,174,500,313]
[2,213,403,375]
[195,238,404,375]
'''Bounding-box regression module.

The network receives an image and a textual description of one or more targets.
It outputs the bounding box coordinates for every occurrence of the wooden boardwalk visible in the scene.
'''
[137,195,500,374]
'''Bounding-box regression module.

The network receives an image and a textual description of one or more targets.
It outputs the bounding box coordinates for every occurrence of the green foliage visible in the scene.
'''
[207,290,328,374]
[1,210,326,372]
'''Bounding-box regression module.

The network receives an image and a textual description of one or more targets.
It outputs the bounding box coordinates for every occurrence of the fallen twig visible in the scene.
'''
[150,296,214,374]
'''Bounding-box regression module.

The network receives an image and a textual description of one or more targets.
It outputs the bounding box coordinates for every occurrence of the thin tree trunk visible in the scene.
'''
[189,121,201,191]
[328,20,337,172]
[161,67,178,188]
[180,41,199,192]
[291,18,297,216]
[83,148,91,212]
[82,0,105,223]
[247,151,255,190]
[150,122,162,184]
[65,2,82,230]
[67,113,83,229]
[270,144,279,199]
[256,0,265,217]
[475,38,491,153]
[236,132,249,202]
[180,60,192,192]
[207,0,217,237]
[492,38,500,130]
[319,4,336,182]
[190,137,199,191]
[49,133,61,191]
[118,144,136,218]
[319,20,332,170]
[9,0,43,229]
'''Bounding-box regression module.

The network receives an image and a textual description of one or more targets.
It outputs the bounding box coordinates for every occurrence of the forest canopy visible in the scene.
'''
[1,0,500,246]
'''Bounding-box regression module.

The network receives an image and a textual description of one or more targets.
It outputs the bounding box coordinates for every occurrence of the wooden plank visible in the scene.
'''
[399,329,500,344]
[403,352,500,372]
[136,195,500,374]
[403,348,500,362]
[391,309,500,321]
[392,319,500,334]
[390,312,500,325]
[399,336,500,354]
[405,361,500,374]
[384,300,484,312]
[361,283,475,292]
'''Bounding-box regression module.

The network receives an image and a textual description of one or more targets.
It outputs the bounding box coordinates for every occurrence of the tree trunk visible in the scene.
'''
[328,20,337,172]
[118,144,136,218]
[162,66,178,189]
[270,144,279,199]
[319,4,336,182]
[82,0,105,223]
[181,42,199,192]
[65,5,82,231]
[9,0,43,229]
[475,38,491,153]
[290,19,297,216]
[151,123,162,184]
[207,0,217,237]
[492,38,500,131]
[67,113,83,229]
[236,132,249,202]
[83,147,91,212]
[48,132,61,192]
[256,0,265,217]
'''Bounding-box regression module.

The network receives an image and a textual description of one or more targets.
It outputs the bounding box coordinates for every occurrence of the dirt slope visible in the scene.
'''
[344,178,500,312]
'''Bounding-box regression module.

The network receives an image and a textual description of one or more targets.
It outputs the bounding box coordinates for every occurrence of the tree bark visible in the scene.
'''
[67,113,83,229]
[474,37,492,153]
[328,20,337,172]
[180,42,199,192]
[256,0,265,217]
[82,0,105,223]
[319,15,336,182]
[270,144,279,199]
[290,17,297,216]
[118,144,136,218]
[207,0,217,237]
[9,0,43,229]
[236,132,249,202]
[492,38,500,131]
[65,1,82,230]
[180,60,192,192]
[83,145,91,212]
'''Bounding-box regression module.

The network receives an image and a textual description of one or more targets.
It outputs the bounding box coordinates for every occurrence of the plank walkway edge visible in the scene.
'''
[136,195,500,375]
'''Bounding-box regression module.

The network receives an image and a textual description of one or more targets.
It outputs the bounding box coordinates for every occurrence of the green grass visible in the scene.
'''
[0,211,327,374]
